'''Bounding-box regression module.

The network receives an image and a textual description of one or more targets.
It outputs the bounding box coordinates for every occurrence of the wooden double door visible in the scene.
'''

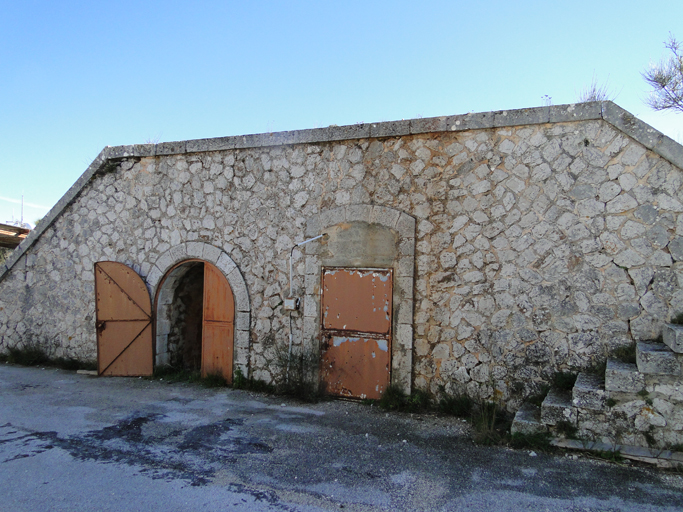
[95,260,234,382]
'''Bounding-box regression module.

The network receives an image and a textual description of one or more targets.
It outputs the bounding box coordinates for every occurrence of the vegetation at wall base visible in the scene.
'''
[378,385,431,413]
[471,401,512,446]
[1,344,96,372]
[233,367,276,394]
[509,431,552,450]
[556,420,578,439]
[438,392,474,417]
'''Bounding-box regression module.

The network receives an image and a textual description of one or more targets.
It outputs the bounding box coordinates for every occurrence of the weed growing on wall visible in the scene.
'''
[272,338,322,402]
[232,367,275,393]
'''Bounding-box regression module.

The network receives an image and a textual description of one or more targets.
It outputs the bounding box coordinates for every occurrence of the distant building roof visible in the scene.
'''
[0,223,30,249]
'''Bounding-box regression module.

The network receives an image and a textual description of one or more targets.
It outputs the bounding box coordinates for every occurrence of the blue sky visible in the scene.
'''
[1,1,682,225]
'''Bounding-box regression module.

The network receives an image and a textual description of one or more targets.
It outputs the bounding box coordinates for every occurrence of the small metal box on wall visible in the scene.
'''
[319,267,392,400]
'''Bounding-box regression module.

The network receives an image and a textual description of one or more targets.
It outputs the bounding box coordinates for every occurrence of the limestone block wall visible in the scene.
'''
[1,102,683,407]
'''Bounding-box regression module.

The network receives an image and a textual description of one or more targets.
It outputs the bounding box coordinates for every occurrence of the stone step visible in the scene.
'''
[541,388,577,426]
[604,359,645,393]
[572,372,606,410]
[636,342,681,376]
[511,403,546,435]
[663,323,683,354]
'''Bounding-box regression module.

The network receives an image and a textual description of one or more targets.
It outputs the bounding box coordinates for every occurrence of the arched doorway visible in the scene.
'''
[154,259,235,383]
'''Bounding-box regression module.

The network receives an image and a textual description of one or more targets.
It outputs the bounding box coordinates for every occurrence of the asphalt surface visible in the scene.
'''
[1,364,682,511]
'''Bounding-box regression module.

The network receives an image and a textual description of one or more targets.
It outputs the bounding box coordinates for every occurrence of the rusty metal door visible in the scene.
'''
[95,261,153,376]
[320,268,392,399]
[201,262,235,383]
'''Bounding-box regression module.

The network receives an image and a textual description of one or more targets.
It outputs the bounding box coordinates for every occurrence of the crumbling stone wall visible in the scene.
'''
[1,103,682,408]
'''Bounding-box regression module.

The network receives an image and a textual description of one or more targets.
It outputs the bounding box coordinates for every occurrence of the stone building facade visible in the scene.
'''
[1,101,683,412]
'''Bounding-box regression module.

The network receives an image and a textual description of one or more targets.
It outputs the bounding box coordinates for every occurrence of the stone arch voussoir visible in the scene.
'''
[303,204,416,394]
[147,242,251,377]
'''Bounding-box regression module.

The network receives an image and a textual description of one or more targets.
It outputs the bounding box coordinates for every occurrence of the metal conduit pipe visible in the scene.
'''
[286,233,327,382]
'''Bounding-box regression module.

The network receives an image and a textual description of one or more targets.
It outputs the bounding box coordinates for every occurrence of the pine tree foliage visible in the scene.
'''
[643,34,683,113]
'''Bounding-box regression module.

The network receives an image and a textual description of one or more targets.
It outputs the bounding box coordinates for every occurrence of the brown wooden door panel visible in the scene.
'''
[95,262,152,320]
[95,261,153,377]
[100,323,153,376]
[203,263,234,322]
[320,336,390,400]
[202,323,234,380]
[201,262,235,383]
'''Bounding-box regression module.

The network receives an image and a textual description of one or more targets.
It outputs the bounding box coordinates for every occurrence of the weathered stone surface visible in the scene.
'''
[1,104,683,417]
[573,372,606,410]
[637,342,681,375]
[605,359,645,393]
[541,388,577,426]
[511,403,547,435]
[662,323,683,354]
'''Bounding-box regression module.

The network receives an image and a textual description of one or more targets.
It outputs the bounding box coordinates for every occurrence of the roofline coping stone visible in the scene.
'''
[2,101,682,282]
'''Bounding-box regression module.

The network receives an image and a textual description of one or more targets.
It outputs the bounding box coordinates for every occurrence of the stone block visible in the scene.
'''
[511,403,547,435]
[186,241,204,259]
[229,274,250,313]
[370,119,410,139]
[541,388,577,426]
[215,252,237,276]
[155,140,186,155]
[605,359,645,393]
[572,372,606,410]
[411,115,449,134]
[637,342,680,375]
[235,312,250,331]
[202,244,222,264]
[371,205,400,228]
[319,207,346,230]
[186,136,235,153]
[146,265,163,290]
[663,323,683,354]
[396,213,416,240]
[346,204,373,223]
[234,329,250,349]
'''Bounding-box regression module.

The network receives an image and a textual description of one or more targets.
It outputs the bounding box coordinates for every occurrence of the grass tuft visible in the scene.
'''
[509,431,552,450]
[471,401,511,446]
[378,385,432,413]
[556,420,578,439]
[438,393,474,417]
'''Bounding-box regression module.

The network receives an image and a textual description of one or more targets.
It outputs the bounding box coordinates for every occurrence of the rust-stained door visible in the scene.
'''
[201,262,235,383]
[95,261,153,376]
[320,268,392,399]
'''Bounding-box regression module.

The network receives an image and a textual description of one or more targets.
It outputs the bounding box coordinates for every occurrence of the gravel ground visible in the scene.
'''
[1,364,682,511]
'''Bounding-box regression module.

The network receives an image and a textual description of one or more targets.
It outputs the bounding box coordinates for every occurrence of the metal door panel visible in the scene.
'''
[95,261,153,376]
[201,262,235,383]
[322,268,392,335]
[320,336,390,400]
[320,267,393,399]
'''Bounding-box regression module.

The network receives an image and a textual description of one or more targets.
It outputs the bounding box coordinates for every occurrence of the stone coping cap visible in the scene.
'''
[2,101,682,283]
